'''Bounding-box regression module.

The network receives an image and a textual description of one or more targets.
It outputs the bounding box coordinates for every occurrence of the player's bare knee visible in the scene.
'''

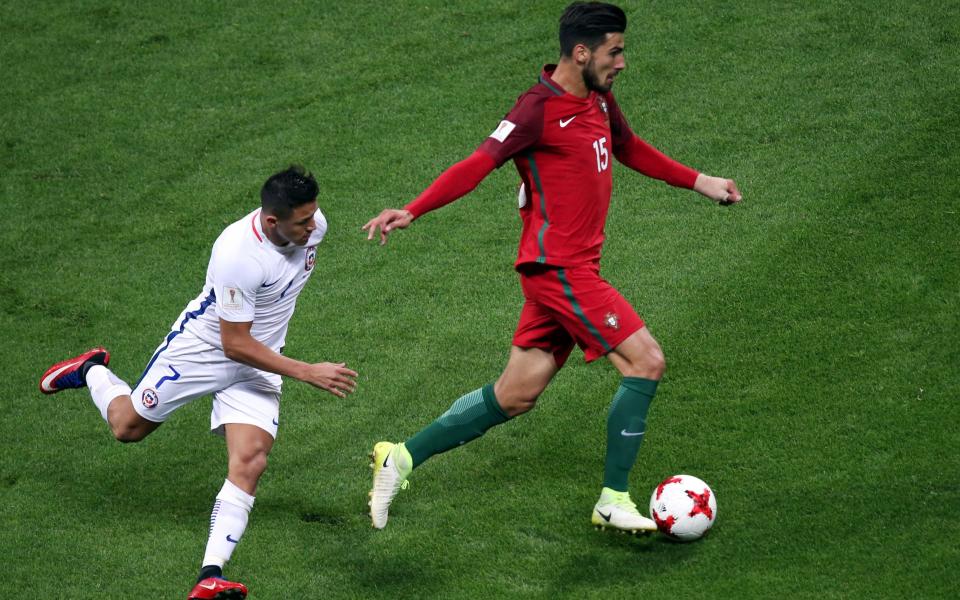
[500,392,539,417]
[647,349,666,379]
[230,451,269,482]
[622,348,666,380]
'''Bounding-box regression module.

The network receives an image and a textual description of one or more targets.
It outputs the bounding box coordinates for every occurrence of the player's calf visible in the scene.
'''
[224,423,274,494]
[105,396,160,443]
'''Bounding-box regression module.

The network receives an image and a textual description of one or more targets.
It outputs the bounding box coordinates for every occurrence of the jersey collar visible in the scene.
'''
[251,209,265,242]
[539,65,565,96]
[540,64,597,104]
[251,209,299,254]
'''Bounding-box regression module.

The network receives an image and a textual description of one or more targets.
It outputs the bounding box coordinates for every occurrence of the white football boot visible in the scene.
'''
[591,487,657,534]
[368,442,411,529]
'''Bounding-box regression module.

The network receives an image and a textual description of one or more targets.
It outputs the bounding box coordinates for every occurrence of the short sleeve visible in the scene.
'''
[211,249,264,323]
[477,92,547,167]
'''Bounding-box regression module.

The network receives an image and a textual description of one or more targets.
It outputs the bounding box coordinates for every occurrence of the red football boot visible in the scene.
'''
[39,347,110,394]
[187,577,248,599]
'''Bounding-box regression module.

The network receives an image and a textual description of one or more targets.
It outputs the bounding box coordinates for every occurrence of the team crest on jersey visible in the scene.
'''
[142,388,159,409]
[305,246,316,271]
[604,312,620,330]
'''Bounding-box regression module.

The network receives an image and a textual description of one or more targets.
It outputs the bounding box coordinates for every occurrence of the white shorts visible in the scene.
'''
[131,329,281,438]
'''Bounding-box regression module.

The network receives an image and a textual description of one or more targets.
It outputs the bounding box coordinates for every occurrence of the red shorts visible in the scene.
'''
[513,264,645,367]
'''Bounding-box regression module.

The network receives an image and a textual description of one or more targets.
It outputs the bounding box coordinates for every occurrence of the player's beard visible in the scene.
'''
[582,58,612,93]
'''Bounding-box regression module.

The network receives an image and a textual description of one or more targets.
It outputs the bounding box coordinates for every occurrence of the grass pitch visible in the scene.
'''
[1,1,958,598]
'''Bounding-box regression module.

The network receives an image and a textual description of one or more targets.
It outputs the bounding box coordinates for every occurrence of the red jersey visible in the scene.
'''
[404,65,699,269]
[477,65,699,268]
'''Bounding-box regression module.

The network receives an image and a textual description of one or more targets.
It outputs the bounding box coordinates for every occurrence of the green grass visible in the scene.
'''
[2,1,958,598]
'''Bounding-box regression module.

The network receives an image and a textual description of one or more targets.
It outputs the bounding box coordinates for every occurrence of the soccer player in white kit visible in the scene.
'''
[39,166,358,600]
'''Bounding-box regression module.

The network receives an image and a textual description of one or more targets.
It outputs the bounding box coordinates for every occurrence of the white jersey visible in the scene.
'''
[172,208,327,352]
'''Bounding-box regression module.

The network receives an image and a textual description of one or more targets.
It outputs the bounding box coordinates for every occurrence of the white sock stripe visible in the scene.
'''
[208,500,222,536]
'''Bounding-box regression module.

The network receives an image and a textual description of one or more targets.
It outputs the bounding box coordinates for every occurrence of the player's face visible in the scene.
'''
[583,32,626,93]
[276,201,318,246]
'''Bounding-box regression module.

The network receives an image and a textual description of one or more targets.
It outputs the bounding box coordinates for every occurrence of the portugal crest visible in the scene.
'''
[604,312,620,330]
[305,246,316,271]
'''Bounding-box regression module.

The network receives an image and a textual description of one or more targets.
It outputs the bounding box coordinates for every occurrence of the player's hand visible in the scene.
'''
[694,174,742,205]
[301,362,358,398]
[362,209,414,245]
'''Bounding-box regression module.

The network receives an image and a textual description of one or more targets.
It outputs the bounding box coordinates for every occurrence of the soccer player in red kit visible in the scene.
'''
[364,1,741,533]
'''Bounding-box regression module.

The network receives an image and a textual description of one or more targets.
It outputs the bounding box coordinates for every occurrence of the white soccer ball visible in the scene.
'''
[649,474,717,541]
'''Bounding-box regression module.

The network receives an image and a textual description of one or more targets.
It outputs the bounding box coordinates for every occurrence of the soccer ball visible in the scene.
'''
[649,474,717,541]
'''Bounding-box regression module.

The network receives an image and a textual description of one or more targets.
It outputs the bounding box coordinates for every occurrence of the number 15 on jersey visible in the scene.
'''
[592,136,609,173]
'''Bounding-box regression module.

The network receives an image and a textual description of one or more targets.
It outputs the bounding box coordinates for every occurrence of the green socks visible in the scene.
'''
[405,384,510,468]
[603,377,658,492]
[403,377,655,485]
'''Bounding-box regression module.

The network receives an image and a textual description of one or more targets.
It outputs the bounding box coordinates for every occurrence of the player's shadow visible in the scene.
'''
[251,493,451,598]
[65,408,239,520]
[548,532,702,595]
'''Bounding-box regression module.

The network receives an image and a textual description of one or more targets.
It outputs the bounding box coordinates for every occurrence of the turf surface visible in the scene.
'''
[1,1,958,597]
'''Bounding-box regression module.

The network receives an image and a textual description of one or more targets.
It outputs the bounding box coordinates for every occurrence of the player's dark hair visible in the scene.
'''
[260,165,318,219]
[559,2,627,57]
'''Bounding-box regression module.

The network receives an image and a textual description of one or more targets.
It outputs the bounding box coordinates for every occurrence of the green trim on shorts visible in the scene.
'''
[556,268,612,352]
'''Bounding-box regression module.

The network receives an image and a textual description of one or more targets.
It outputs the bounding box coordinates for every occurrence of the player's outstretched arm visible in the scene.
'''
[362,150,497,246]
[693,174,742,205]
[220,319,357,398]
[363,209,414,246]
[610,126,741,206]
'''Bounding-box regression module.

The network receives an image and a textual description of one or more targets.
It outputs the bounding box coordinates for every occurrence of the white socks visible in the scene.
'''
[202,479,256,568]
[85,368,257,570]
[86,369,257,572]
[85,365,132,422]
